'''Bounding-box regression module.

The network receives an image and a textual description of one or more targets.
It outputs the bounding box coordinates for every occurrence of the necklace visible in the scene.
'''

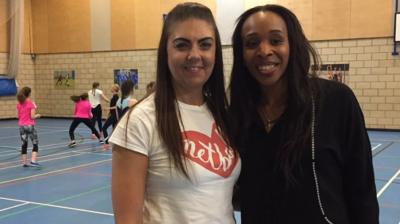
[258,99,287,132]
[259,108,284,133]
[264,117,280,132]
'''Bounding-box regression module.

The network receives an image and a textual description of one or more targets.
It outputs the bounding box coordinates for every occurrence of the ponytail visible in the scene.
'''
[17,87,31,103]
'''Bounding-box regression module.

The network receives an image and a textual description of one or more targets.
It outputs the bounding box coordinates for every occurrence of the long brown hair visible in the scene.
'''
[17,87,31,104]
[71,92,89,102]
[153,2,231,178]
[229,4,320,184]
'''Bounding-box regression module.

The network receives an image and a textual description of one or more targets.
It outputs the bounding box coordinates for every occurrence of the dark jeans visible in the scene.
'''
[103,114,117,144]
[91,104,103,133]
[69,118,100,141]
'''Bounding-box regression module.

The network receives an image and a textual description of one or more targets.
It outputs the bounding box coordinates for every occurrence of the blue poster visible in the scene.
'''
[114,69,138,89]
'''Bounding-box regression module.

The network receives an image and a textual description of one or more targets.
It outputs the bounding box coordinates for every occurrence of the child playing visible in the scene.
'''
[68,93,103,147]
[102,84,120,150]
[16,86,41,167]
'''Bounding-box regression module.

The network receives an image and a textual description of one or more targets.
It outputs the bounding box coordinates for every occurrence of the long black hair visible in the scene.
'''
[120,80,134,100]
[229,4,320,184]
[154,2,231,178]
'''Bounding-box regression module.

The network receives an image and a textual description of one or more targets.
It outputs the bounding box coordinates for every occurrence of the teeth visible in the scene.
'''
[186,66,202,72]
[258,64,276,72]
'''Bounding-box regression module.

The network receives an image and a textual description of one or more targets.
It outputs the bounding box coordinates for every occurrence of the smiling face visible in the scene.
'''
[241,11,289,88]
[167,18,216,97]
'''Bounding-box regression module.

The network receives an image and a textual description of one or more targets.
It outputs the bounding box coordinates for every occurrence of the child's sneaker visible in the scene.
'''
[99,140,105,144]
[23,164,29,167]
[91,134,97,140]
[30,161,41,167]
[68,141,77,148]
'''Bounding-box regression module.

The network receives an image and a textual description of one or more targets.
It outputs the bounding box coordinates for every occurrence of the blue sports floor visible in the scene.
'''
[0,119,399,224]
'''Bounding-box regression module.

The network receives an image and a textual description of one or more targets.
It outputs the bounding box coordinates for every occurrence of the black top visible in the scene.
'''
[239,78,379,224]
[110,94,119,119]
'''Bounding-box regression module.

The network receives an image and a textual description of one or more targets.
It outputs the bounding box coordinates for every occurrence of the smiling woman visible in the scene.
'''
[109,2,240,224]
[167,18,216,105]
[229,4,379,224]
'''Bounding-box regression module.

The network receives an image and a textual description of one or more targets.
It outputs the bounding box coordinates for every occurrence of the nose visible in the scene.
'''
[257,41,273,57]
[187,46,201,61]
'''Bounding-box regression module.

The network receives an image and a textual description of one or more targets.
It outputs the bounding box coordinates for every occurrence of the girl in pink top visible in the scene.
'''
[16,87,41,167]
[68,93,103,147]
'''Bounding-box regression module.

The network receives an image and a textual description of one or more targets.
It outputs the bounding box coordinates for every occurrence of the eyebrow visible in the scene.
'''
[243,29,285,38]
[172,37,214,43]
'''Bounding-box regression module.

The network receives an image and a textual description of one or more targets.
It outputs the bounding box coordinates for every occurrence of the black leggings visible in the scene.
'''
[103,115,117,144]
[91,105,103,133]
[19,125,39,154]
[69,118,100,141]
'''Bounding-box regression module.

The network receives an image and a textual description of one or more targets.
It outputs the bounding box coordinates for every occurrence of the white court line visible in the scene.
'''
[371,143,381,151]
[0,202,29,212]
[36,125,73,129]
[377,168,400,198]
[0,139,93,158]
[0,146,18,152]
[0,142,72,156]
[72,150,111,157]
[0,159,111,185]
[0,145,108,170]
[0,129,68,140]
[0,196,113,216]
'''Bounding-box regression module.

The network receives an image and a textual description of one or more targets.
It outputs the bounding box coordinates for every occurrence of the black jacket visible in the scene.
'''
[238,78,379,224]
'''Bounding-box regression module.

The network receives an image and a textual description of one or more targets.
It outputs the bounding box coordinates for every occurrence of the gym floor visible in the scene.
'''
[0,119,399,224]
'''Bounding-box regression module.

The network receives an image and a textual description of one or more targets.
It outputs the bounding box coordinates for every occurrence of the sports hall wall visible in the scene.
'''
[0,0,399,129]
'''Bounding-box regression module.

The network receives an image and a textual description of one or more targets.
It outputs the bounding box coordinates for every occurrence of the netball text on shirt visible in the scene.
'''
[182,123,238,177]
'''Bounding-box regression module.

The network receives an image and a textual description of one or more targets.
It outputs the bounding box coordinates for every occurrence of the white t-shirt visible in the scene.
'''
[109,94,241,224]
[88,89,103,108]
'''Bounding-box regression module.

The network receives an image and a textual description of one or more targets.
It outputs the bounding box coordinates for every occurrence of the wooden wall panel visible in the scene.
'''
[245,0,279,9]
[0,0,9,52]
[312,0,351,40]
[24,0,32,53]
[28,0,394,52]
[288,0,313,40]
[111,0,136,50]
[0,0,32,53]
[67,0,91,52]
[31,0,48,53]
[127,0,216,49]
[350,0,393,38]
[133,0,161,49]
[32,0,90,53]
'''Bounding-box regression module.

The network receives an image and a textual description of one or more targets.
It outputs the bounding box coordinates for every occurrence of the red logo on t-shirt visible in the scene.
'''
[182,123,238,178]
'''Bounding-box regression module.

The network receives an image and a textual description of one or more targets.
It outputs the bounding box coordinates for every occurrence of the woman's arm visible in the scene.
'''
[112,145,148,224]
[101,93,110,103]
[31,108,41,119]
[104,106,117,110]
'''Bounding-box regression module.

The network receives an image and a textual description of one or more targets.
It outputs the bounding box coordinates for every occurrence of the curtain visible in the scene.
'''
[7,0,24,79]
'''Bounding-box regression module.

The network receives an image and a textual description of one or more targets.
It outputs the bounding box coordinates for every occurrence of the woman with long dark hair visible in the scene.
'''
[109,2,240,224]
[229,4,378,224]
